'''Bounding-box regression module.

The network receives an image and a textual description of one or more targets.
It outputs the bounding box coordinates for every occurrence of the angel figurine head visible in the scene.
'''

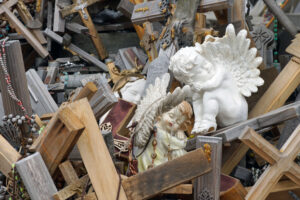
[156,101,193,135]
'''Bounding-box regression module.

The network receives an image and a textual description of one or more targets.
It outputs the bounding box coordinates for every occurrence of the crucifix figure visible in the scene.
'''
[60,0,108,60]
[239,126,300,200]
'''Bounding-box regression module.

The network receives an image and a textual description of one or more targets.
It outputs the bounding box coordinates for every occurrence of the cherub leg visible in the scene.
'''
[191,98,203,134]
[192,98,218,135]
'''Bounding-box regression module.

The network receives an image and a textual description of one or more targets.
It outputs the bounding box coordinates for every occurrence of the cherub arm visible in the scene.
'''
[193,66,225,91]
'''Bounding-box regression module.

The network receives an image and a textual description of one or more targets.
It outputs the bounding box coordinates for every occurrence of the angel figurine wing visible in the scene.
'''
[132,73,190,148]
[196,24,264,97]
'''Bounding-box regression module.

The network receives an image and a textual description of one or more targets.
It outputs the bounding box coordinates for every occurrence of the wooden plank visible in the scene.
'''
[73,82,98,101]
[59,160,79,185]
[246,180,300,193]
[131,0,166,24]
[37,104,85,175]
[0,40,32,116]
[194,136,222,200]
[66,22,88,34]
[198,0,229,12]
[118,0,134,18]
[53,175,89,200]
[47,0,53,51]
[122,148,211,200]
[220,174,247,200]
[67,98,128,200]
[15,152,58,200]
[44,28,107,71]
[0,134,21,177]
[75,192,97,200]
[161,184,193,194]
[53,0,69,32]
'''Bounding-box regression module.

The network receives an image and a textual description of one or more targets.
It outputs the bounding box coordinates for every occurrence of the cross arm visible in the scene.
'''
[239,127,280,165]
[280,124,300,158]
[0,0,18,15]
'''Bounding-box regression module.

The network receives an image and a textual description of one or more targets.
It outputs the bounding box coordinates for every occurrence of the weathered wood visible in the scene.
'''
[117,0,134,18]
[240,126,300,200]
[15,152,58,200]
[26,69,58,116]
[72,82,97,101]
[66,22,88,34]
[89,76,118,120]
[37,104,85,175]
[75,193,97,200]
[44,28,108,71]
[194,136,222,200]
[198,0,229,12]
[53,0,70,32]
[0,0,49,58]
[131,0,167,24]
[44,62,59,84]
[67,99,128,200]
[0,40,32,116]
[140,22,158,62]
[122,148,211,200]
[0,134,21,177]
[47,0,53,51]
[58,163,80,190]
[53,175,89,200]
[246,180,300,193]
[161,184,193,194]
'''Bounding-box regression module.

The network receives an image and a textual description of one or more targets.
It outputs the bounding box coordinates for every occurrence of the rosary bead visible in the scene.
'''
[30,119,35,124]
[27,138,33,144]
[12,118,17,123]
[152,139,157,146]
[31,127,37,133]
[16,115,20,119]
[2,115,7,121]
[8,114,13,119]
[151,152,157,159]
[17,119,22,125]
[21,116,25,121]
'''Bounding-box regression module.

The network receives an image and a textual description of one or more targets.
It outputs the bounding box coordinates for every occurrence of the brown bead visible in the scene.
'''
[151,152,157,159]
[147,164,154,169]
[152,139,157,146]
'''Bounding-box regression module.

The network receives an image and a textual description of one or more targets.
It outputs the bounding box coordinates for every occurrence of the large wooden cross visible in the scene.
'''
[239,126,300,200]
[60,0,108,60]
[0,0,49,58]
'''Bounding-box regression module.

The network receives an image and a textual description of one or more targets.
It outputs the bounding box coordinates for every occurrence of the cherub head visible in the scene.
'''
[119,78,146,104]
[169,46,214,86]
[157,101,193,133]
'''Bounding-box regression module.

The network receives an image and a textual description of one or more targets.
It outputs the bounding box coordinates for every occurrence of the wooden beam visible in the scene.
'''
[53,175,89,200]
[246,180,300,193]
[59,160,79,185]
[16,152,58,200]
[0,134,21,177]
[73,82,98,101]
[66,98,128,200]
[44,28,108,71]
[122,148,211,200]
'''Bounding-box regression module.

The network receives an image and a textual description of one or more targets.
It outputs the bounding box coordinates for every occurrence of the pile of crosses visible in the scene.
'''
[0,0,299,199]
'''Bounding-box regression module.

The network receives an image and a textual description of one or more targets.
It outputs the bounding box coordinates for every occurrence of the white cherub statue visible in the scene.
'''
[130,73,192,172]
[169,24,264,134]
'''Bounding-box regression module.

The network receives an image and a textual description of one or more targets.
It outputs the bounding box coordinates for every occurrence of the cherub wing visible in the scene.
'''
[197,24,264,97]
[132,73,190,148]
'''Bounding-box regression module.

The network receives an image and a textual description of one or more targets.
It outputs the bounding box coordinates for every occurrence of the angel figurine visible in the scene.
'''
[169,24,264,134]
[130,73,191,172]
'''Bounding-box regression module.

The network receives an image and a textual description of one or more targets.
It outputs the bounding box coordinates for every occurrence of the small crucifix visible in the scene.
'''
[239,125,300,200]
[60,0,108,60]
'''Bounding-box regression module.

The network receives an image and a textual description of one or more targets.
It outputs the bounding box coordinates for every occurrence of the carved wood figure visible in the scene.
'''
[170,24,264,134]
[0,0,49,58]
[240,126,300,200]
[60,0,108,60]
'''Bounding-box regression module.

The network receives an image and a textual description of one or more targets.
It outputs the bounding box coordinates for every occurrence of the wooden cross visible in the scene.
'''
[239,126,300,200]
[60,0,108,60]
[0,0,49,58]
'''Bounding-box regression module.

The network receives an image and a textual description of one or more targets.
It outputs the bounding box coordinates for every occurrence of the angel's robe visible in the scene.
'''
[137,125,187,172]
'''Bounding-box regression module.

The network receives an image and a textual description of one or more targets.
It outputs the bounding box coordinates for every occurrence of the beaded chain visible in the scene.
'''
[273,17,279,65]
[0,38,31,122]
